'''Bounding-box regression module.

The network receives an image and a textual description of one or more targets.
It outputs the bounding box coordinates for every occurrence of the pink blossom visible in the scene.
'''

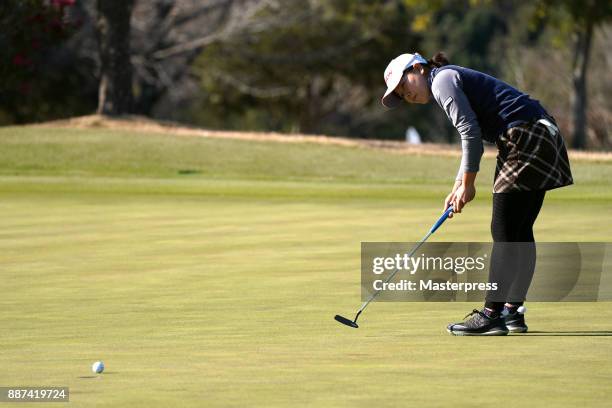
[12,54,31,67]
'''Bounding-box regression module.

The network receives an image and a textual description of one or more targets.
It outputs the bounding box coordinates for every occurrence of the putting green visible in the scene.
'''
[0,126,611,407]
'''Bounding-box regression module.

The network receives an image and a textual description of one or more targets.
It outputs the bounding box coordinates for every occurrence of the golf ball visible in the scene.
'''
[517,305,527,314]
[92,361,105,374]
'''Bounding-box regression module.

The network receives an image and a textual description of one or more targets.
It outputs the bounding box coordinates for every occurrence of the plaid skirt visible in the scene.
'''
[493,118,573,193]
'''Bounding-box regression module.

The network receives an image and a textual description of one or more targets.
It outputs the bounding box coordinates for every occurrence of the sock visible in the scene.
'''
[504,302,523,312]
[484,301,504,313]
[483,308,500,318]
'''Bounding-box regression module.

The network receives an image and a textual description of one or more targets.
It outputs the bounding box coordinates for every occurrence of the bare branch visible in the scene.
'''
[209,69,293,98]
[150,0,282,60]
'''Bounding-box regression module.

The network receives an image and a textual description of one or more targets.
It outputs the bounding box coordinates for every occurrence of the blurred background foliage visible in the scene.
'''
[0,0,610,148]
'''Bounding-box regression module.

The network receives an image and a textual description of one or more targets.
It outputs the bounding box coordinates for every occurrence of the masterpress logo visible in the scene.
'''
[361,242,611,302]
[371,279,497,292]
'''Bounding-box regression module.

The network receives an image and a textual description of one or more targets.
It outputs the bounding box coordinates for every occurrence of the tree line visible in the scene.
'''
[1,0,610,149]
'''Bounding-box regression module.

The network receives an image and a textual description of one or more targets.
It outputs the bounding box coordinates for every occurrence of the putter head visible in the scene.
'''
[334,314,359,328]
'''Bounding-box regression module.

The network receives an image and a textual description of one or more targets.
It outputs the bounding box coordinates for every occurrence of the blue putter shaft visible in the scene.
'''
[352,206,454,322]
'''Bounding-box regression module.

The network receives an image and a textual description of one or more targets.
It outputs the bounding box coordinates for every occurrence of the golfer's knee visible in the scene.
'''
[491,220,517,242]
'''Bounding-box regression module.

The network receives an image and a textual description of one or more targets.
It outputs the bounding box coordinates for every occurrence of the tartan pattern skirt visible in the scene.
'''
[493,119,573,193]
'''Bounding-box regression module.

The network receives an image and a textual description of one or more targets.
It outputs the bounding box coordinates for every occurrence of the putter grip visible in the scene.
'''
[429,206,453,234]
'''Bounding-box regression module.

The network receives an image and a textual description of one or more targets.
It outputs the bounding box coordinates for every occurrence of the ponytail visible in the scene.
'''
[428,52,450,68]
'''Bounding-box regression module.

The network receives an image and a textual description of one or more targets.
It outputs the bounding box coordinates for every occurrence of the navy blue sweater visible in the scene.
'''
[428,65,547,180]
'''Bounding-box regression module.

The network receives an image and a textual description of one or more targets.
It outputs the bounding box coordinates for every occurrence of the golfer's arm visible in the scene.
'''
[431,70,483,184]
[462,171,477,187]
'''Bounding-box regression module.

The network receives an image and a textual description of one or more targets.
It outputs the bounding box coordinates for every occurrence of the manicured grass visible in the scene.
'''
[0,125,611,407]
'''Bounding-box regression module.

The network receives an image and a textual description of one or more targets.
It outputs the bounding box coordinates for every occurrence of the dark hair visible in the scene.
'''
[427,52,450,68]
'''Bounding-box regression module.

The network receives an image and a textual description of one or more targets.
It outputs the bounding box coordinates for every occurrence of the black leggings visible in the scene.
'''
[491,190,546,242]
[485,190,546,310]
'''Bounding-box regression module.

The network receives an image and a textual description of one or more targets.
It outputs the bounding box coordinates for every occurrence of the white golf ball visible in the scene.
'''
[517,305,527,314]
[92,361,105,374]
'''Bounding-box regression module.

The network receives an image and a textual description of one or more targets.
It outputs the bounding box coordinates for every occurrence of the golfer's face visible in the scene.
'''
[394,67,430,104]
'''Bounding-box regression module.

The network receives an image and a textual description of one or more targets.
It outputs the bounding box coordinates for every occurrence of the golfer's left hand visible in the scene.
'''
[452,184,475,213]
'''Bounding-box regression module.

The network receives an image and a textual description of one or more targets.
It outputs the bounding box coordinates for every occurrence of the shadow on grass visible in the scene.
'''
[78,373,116,379]
[524,331,612,336]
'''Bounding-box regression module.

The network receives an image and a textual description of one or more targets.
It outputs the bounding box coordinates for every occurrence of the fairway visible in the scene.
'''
[1,125,611,407]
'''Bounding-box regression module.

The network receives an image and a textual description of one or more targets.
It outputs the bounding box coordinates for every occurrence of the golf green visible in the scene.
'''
[1,125,611,407]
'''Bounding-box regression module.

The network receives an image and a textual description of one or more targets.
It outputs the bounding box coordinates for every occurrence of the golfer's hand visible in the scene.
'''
[444,180,462,218]
[452,184,476,214]
[444,191,456,218]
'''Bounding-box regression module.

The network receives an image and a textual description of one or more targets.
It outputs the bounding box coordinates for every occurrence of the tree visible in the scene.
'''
[129,0,274,115]
[189,0,424,136]
[44,0,276,117]
[0,0,83,123]
[96,0,135,115]
[566,0,611,149]
[536,0,612,148]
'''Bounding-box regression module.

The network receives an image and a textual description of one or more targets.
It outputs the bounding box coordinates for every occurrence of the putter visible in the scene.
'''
[334,206,454,328]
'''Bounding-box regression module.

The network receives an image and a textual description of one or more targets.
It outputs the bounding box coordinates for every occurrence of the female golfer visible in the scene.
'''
[381,52,573,335]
